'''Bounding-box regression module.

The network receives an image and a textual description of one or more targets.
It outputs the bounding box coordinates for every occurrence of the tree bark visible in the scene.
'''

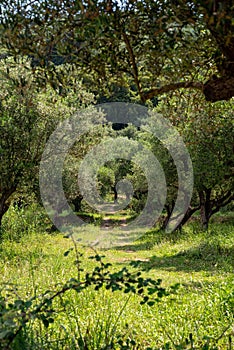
[0,187,16,230]
[143,81,203,102]
[113,186,118,203]
[203,75,234,102]
[72,195,83,212]
[161,203,200,232]
[210,190,233,217]
[176,205,200,232]
[160,200,175,230]
[199,189,212,230]
[199,188,233,230]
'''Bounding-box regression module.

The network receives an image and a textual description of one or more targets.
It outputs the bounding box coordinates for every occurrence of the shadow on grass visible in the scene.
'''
[110,229,187,252]
[128,242,234,273]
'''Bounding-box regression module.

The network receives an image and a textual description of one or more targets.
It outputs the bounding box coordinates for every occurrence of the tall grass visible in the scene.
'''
[0,206,233,349]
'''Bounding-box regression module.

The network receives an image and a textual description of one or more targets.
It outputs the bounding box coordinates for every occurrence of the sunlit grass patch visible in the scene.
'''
[0,219,233,349]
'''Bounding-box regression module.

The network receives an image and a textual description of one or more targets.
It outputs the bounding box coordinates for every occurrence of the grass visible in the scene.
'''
[0,207,233,349]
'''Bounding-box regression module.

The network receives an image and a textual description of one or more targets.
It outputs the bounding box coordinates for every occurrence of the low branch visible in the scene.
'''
[210,191,234,217]
[173,205,201,231]
[143,81,203,101]
[122,31,144,101]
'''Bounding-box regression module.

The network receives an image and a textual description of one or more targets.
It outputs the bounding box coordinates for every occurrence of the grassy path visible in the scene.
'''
[0,220,233,349]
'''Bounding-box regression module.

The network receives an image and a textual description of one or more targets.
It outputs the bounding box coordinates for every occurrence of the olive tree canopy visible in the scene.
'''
[0,0,234,103]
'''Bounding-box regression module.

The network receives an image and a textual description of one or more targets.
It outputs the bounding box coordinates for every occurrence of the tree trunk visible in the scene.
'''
[72,195,83,212]
[203,75,234,102]
[113,186,118,203]
[199,189,212,231]
[176,205,201,232]
[160,200,175,230]
[0,187,16,234]
[0,211,4,229]
[0,197,9,226]
[161,204,200,232]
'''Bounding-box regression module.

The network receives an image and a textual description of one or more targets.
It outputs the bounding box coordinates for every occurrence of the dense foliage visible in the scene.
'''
[0,1,234,102]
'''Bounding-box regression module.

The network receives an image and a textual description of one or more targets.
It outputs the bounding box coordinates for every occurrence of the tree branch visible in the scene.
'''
[210,191,234,216]
[143,81,203,101]
[121,31,144,101]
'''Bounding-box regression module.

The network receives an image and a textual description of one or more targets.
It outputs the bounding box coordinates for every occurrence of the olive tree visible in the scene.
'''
[0,1,234,102]
[0,57,97,230]
[156,90,234,230]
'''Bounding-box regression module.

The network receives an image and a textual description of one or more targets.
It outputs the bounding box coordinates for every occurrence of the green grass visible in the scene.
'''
[0,209,233,349]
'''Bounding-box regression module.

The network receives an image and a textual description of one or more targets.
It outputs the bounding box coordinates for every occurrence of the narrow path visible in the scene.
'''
[101,216,127,228]
[100,202,128,229]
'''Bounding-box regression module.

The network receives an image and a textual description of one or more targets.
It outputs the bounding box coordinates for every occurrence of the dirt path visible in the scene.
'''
[100,203,128,229]
[101,216,127,228]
